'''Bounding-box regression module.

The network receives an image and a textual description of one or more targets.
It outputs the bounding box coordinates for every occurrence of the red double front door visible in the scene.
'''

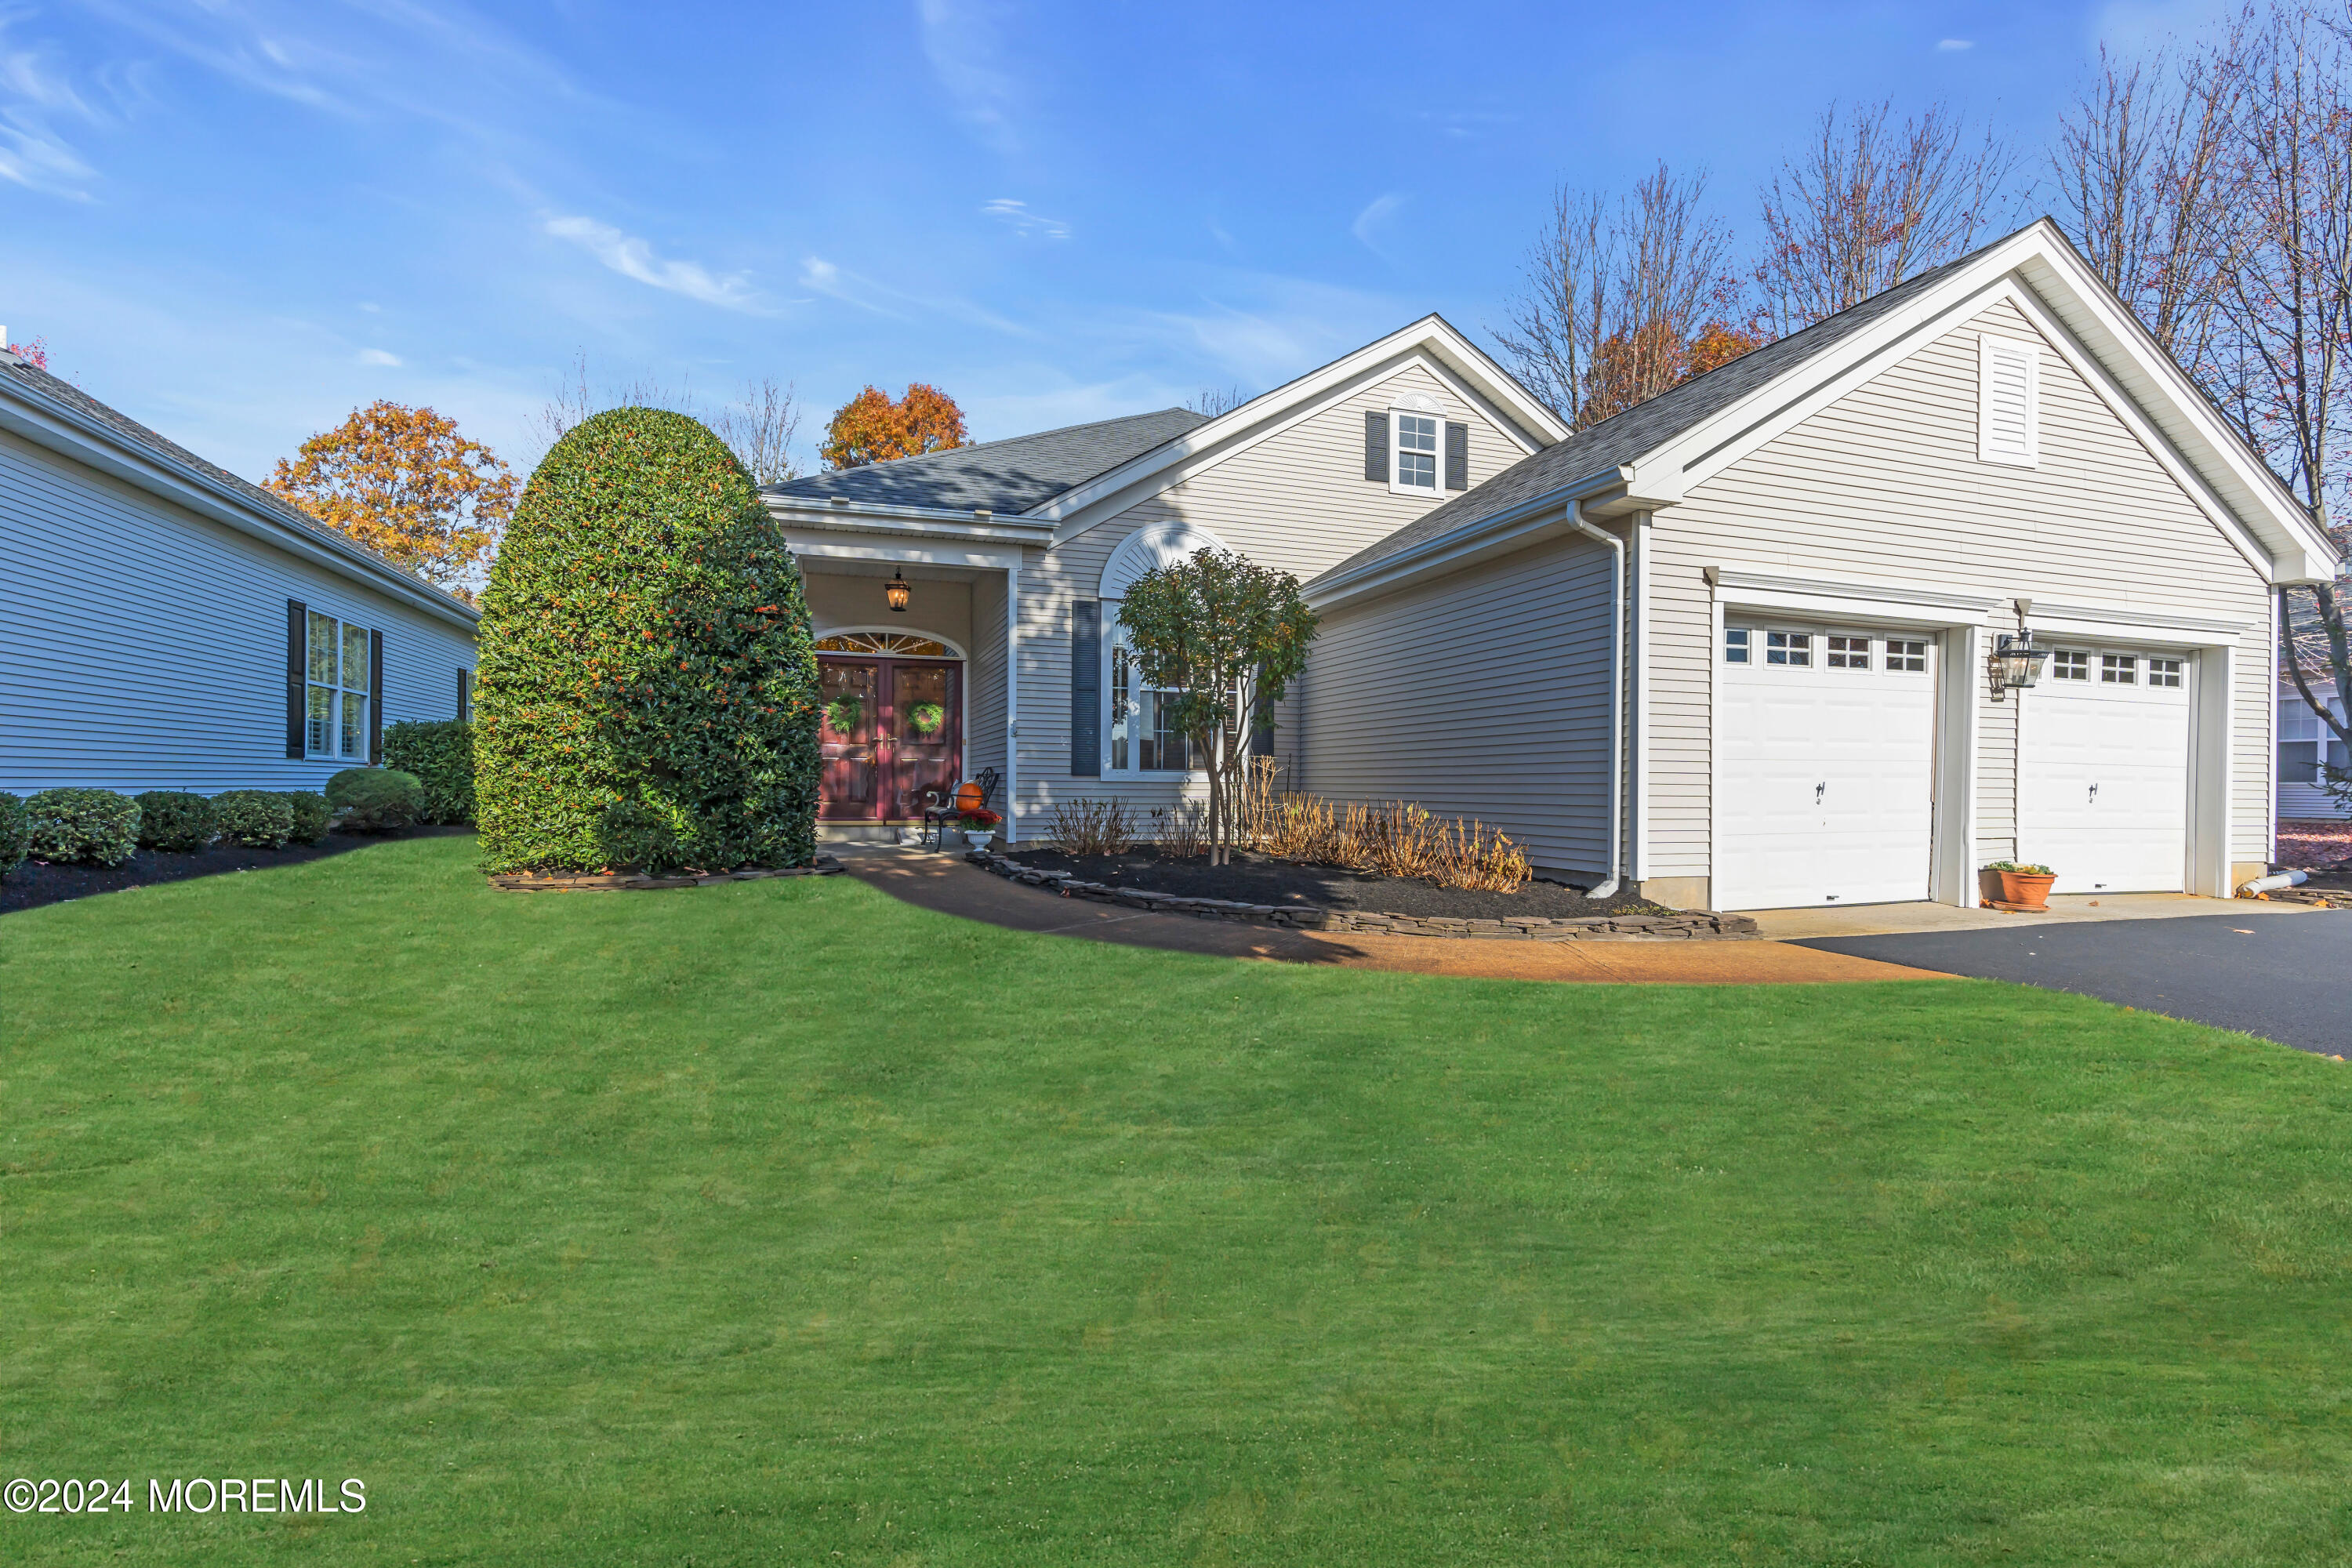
[818,657,962,820]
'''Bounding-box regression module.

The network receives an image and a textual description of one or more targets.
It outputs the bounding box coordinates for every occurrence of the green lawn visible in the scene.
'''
[5,835,2351,1565]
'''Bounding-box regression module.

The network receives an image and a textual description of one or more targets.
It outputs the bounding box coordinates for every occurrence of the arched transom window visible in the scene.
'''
[816,632,956,658]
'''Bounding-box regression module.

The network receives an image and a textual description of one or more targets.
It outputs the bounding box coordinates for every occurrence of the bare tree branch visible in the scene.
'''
[709,377,803,486]
[1494,163,1744,429]
[1753,100,2020,335]
[1185,386,1250,417]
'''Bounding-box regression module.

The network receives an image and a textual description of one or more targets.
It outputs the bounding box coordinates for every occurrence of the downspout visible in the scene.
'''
[1571,502,1625,899]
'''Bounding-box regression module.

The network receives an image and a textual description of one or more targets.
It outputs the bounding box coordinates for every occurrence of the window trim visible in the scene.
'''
[1103,608,1203,779]
[1977,333,2041,468]
[1387,395,1444,497]
[303,609,375,762]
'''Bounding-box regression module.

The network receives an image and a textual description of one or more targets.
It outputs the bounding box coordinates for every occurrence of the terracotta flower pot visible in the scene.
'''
[1998,869,2058,909]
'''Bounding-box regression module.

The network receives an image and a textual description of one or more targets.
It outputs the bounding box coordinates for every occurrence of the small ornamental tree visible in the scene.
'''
[474,408,820,875]
[1117,549,1317,866]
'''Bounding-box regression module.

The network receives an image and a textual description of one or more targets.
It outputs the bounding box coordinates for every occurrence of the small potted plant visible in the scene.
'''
[1987,859,2059,910]
[960,808,1002,852]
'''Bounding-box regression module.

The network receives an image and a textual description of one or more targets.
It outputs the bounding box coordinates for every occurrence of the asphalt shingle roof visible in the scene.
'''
[766,407,1209,514]
[1313,234,2020,587]
[2,353,474,609]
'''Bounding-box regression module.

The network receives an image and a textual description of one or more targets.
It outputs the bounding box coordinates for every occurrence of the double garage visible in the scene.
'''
[1714,612,2210,911]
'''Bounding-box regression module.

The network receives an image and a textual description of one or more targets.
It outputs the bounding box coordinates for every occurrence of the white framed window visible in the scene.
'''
[2101,653,2138,684]
[1825,633,1871,670]
[2053,649,2091,681]
[1766,630,1812,667]
[1106,617,1196,775]
[1723,627,1751,664]
[1886,638,1929,673]
[1978,333,2040,466]
[1391,410,1439,493]
[2147,656,2183,688]
[305,611,372,760]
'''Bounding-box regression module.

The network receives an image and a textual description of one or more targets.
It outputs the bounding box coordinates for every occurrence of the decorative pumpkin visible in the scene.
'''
[955,781,985,814]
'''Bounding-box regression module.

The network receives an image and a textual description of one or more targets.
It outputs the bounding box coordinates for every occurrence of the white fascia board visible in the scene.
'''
[0,383,480,630]
[784,534,1029,573]
[768,498,1054,544]
[1305,469,1630,612]
[1030,316,1567,542]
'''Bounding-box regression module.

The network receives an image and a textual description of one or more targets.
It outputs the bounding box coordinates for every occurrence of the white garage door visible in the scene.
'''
[2019,649,2190,893]
[1717,626,1939,909]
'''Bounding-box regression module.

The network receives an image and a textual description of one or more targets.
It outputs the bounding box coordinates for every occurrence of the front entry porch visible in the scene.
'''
[817,635,962,828]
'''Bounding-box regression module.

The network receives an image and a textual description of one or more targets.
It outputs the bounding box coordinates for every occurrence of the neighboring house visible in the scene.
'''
[764,317,1566,835]
[2278,677,2348,821]
[772,219,2333,910]
[0,349,478,797]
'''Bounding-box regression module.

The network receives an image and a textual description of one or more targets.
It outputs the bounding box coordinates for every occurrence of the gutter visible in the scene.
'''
[1570,501,1626,900]
[0,372,479,630]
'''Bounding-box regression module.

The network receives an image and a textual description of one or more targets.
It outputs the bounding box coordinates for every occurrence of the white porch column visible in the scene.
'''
[1003,561,1019,842]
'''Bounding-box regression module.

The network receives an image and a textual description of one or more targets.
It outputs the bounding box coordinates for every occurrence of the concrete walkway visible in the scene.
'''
[1744,891,2328,940]
[837,847,1955,985]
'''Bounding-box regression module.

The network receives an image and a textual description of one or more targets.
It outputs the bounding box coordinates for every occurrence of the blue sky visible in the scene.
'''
[1,0,2233,484]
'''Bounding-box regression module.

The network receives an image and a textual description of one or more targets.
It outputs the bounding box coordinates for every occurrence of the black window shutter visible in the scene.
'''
[457,667,472,721]
[1069,600,1101,777]
[1250,724,1273,759]
[369,630,386,764]
[1444,421,1469,489]
[285,600,307,758]
[1363,411,1389,482]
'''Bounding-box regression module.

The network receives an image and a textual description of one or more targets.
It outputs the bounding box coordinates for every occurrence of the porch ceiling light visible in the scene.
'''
[1988,632,2049,702]
[884,571,912,613]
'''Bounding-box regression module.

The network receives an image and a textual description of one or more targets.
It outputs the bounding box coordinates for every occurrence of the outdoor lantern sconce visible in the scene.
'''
[884,571,912,613]
[1988,632,2049,702]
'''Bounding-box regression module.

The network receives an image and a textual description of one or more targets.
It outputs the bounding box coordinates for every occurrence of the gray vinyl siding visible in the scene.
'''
[1646,297,2277,880]
[1,427,477,795]
[2278,680,2350,821]
[1302,534,1617,877]
[967,572,1008,791]
[1014,363,1530,829]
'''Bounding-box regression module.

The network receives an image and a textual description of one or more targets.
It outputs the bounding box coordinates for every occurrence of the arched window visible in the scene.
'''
[815,631,964,658]
[1097,521,1229,775]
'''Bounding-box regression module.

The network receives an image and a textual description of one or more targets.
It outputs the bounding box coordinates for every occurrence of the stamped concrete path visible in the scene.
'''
[836,847,1954,985]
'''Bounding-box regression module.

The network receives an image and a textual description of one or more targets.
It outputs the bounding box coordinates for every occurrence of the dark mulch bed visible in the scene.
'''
[1001,847,1680,920]
[2278,818,2352,886]
[1,826,474,916]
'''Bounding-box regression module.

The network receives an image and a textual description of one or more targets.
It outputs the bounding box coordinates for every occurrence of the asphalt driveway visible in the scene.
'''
[1797,909,2352,1052]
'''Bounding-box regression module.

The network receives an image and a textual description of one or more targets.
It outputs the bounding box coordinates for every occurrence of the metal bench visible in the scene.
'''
[920,766,1000,851]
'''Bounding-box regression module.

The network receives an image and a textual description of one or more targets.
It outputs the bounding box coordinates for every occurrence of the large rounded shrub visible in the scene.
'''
[24,788,140,866]
[135,790,216,852]
[213,789,295,850]
[474,408,819,875]
[384,719,475,825]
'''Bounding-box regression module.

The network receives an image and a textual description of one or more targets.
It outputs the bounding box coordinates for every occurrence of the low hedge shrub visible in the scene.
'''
[284,791,331,845]
[0,792,26,874]
[383,720,474,825]
[24,787,140,866]
[325,768,423,834]
[134,790,216,853]
[213,789,296,849]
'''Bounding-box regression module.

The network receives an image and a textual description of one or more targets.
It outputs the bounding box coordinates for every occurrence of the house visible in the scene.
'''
[0,348,478,797]
[771,218,2333,911]
[764,317,1567,833]
[2278,675,2348,822]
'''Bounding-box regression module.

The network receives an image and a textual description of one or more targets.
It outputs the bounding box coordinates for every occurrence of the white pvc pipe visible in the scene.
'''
[1571,504,1625,901]
[2238,869,2309,896]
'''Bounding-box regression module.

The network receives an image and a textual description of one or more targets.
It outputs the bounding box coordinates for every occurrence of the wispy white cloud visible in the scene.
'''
[1351,191,1406,253]
[917,0,1019,151]
[0,19,104,198]
[1936,37,1974,50]
[799,254,1031,336]
[545,215,763,312]
[356,347,401,366]
[983,198,1069,240]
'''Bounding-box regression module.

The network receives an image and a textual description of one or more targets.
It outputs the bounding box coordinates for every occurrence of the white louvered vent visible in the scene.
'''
[1978,334,2039,466]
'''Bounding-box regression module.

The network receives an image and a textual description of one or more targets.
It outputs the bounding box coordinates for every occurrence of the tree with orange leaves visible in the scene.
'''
[267,401,517,593]
[819,383,968,469]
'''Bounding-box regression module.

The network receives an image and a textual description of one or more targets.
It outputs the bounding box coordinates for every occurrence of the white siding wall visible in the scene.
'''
[967,572,1009,793]
[1647,298,2278,884]
[1,428,477,795]
[1303,534,1617,876]
[2279,679,2350,821]
[1011,362,1532,833]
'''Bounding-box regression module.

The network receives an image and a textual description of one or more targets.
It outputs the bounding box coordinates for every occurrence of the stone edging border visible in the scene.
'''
[489,855,844,892]
[966,851,1759,940]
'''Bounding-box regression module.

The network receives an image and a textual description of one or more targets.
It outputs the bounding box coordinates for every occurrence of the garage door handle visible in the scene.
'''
[1815,782,1826,803]
[2089,782,2099,801]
